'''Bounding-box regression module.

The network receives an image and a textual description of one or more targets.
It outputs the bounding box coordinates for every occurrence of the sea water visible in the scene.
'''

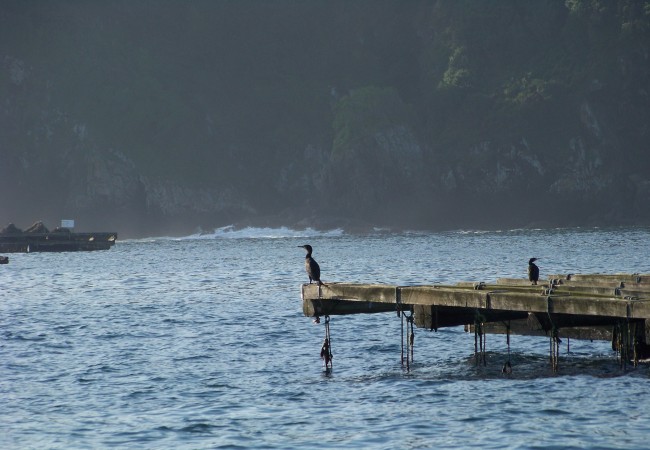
[2,226,650,449]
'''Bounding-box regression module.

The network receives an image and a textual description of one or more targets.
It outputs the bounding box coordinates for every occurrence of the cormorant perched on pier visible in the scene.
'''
[299,244,322,285]
[528,258,540,285]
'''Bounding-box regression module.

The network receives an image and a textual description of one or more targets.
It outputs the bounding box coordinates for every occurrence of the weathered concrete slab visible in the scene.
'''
[547,273,650,287]
[565,273,648,284]
[301,274,650,343]
[302,283,398,304]
[303,298,397,317]
[400,286,488,309]
[495,278,545,286]
[414,304,528,329]
[303,282,650,318]
[468,318,616,341]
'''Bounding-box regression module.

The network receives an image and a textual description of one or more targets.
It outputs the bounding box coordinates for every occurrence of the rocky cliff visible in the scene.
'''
[1,1,649,236]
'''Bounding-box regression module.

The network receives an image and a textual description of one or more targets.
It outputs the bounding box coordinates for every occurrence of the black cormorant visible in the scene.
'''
[299,244,322,285]
[528,258,539,285]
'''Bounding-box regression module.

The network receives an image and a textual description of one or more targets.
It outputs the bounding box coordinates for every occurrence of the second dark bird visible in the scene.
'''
[299,244,322,285]
[528,258,540,285]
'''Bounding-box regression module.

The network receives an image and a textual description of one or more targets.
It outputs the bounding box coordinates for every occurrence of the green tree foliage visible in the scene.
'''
[440,46,473,89]
[332,86,412,159]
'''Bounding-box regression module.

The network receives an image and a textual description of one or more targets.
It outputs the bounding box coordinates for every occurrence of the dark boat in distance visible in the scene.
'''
[0,221,117,253]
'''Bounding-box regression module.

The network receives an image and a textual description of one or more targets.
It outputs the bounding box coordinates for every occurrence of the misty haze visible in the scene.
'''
[1,1,649,237]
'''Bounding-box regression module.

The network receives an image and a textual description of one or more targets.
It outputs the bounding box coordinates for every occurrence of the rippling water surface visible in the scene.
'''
[2,226,650,449]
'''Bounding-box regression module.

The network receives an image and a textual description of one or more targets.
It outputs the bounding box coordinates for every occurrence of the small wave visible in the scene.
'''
[455,229,496,235]
[181,225,345,240]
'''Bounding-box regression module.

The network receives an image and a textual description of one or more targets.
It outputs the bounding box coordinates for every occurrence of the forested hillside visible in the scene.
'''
[1,0,649,236]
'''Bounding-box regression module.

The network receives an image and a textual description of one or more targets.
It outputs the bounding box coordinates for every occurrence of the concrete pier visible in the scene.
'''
[301,274,650,350]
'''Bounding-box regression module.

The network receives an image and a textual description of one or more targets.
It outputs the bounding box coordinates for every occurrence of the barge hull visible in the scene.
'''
[0,232,117,253]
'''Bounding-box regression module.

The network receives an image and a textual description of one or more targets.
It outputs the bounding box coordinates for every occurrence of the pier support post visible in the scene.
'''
[549,328,560,373]
[320,315,333,372]
[502,321,512,374]
[399,307,415,371]
[474,312,487,366]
